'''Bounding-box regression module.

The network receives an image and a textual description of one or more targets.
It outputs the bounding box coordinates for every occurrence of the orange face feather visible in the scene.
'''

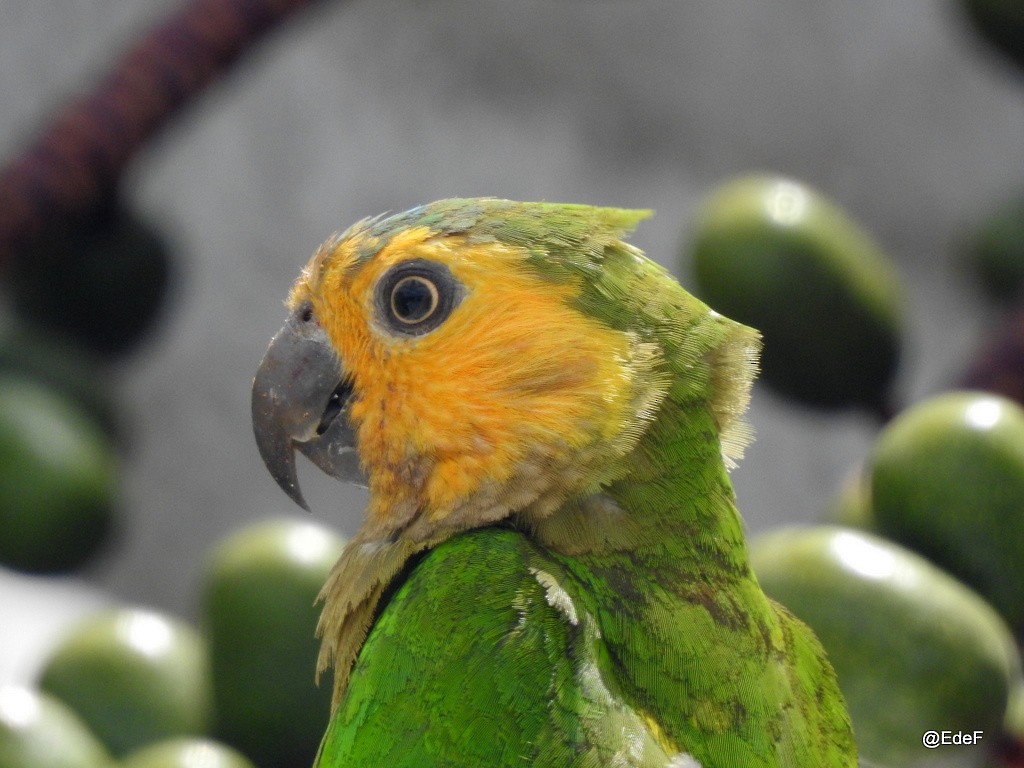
[287,224,653,541]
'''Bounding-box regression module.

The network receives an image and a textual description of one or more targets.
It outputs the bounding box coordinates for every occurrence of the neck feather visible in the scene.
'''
[530,390,749,577]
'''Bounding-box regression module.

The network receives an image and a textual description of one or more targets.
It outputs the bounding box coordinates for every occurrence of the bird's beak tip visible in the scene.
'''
[251,317,362,508]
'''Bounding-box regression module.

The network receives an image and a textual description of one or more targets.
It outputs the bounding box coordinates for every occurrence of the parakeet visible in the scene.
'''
[251,198,857,767]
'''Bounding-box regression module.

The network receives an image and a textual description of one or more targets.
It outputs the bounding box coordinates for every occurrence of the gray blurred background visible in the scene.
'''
[1,0,1022,683]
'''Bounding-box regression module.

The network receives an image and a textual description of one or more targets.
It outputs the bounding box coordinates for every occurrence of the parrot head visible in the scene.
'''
[251,198,760,695]
[251,198,697,544]
[252,199,760,543]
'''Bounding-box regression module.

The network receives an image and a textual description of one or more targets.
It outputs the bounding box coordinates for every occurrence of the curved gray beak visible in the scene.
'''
[251,313,365,511]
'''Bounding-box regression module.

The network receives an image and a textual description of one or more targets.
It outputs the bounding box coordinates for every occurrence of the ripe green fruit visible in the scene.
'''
[120,738,255,768]
[0,686,112,768]
[827,467,875,530]
[689,175,902,411]
[868,391,1024,633]
[0,375,117,573]
[1006,679,1024,745]
[751,526,1021,768]
[38,608,213,757]
[202,518,346,768]
[0,324,118,438]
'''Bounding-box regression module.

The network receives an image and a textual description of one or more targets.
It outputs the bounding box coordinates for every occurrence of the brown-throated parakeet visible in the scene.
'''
[251,198,856,767]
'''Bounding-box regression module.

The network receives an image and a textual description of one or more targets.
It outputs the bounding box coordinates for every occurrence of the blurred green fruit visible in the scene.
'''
[0,375,117,573]
[0,686,112,768]
[38,608,213,757]
[827,467,875,530]
[1006,679,1024,744]
[0,324,118,438]
[868,391,1024,633]
[751,526,1020,768]
[970,194,1024,303]
[689,175,902,412]
[10,201,173,359]
[120,738,255,768]
[958,0,1024,70]
[202,518,345,768]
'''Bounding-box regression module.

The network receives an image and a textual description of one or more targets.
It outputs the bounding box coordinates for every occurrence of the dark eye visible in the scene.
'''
[390,276,439,324]
[299,302,314,323]
[375,259,462,337]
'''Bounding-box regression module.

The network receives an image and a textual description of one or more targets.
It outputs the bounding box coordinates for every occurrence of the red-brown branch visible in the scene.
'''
[0,0,321,269]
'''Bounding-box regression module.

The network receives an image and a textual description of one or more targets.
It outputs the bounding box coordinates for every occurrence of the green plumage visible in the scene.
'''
[311,199,856,767]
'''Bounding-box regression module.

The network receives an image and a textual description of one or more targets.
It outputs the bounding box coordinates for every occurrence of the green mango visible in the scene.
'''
[0,686,112,768]
[869,391,1024,634]
[38,609,213,757]
[827,467,875,531]
[0,323,118,438]
[688,175,902,412]
[202,518,346,768]
[0,375,117,573]
[751,526,1020,768]
[119,738,255,768]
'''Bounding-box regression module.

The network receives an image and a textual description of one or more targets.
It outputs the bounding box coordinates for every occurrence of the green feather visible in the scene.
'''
[344,198,649,268]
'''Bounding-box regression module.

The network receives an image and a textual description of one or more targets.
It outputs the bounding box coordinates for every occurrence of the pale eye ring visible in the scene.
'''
[374,258,463,337]
[390,276,439,324]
